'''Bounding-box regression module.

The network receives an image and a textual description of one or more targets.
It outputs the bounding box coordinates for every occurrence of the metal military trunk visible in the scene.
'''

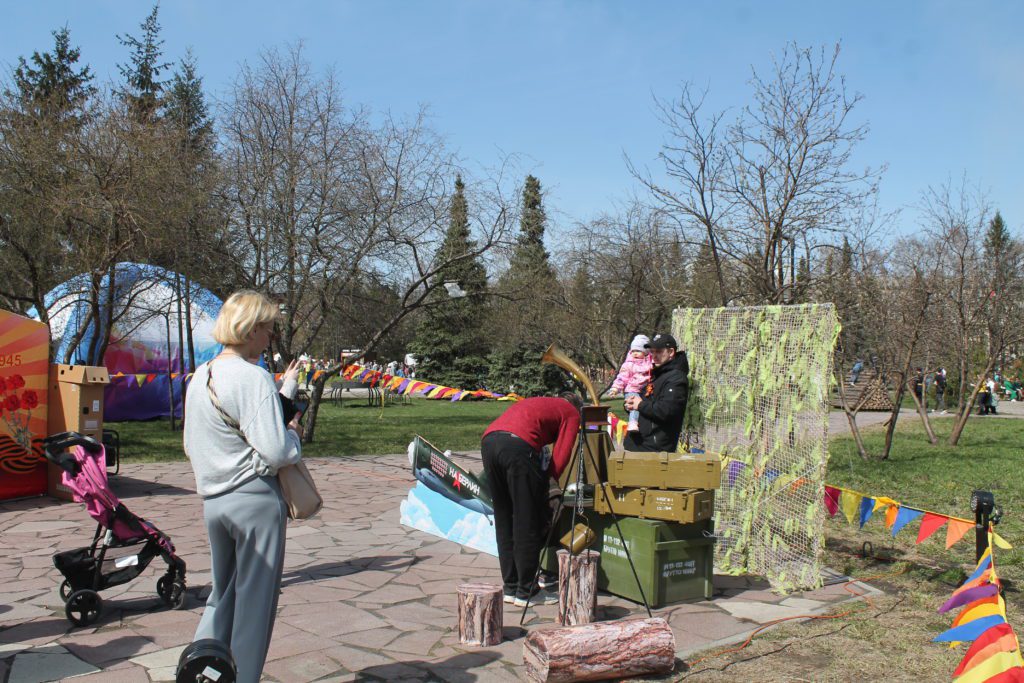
[593,485,715,524]
[606,450,722,490]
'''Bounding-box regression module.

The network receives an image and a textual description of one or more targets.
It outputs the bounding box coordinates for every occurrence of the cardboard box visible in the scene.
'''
[594,485,715,524]
[607,450,722,491]
[47,364,109,500]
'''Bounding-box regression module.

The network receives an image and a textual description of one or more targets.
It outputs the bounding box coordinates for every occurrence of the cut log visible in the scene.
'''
[556,549,598,626]
[523,617,675,682]
[457,582,503,647]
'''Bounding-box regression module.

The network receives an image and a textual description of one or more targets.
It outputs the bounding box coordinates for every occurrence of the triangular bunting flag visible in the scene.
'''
[953,650,1024,683]
[933,615,1006,642]
[953,623,1017,676]
[824,486,841,517]
[982,666,1024,683]
[874,496,897,511]
[947,519,974,549]
[953,596,1005,628]
[992,531,1013,550]
[859,496,876,528]
[965,555,993,585]
[939,584,1000,614]
[885,504,899,529]
[891,507,924,538]
[840,490,862,525]
[917,512,948,544]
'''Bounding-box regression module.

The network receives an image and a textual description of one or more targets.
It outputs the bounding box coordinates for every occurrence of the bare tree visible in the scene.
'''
[923,180,1024,445]
[218,44,516,441]
[635,43,883,306]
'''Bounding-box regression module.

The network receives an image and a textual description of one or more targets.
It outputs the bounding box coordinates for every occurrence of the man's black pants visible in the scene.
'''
[481,431,551,599]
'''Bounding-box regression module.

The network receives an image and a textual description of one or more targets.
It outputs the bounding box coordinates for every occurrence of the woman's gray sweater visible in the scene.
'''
[184,355,302,497]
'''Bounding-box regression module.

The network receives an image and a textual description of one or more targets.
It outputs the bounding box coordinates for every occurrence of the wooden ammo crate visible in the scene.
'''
[606,450,722,490]
[593,485,714,524]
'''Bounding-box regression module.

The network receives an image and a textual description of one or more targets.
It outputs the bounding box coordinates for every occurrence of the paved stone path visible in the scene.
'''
[0,455,881,682]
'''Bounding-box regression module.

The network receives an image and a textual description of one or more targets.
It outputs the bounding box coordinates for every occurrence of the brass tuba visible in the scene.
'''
[541,343,600,406]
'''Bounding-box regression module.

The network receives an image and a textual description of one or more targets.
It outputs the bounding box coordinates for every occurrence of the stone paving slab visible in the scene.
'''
[0,455,882,682]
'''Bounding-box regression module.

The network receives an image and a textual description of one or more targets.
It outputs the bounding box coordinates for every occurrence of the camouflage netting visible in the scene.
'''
[674,304,839,592]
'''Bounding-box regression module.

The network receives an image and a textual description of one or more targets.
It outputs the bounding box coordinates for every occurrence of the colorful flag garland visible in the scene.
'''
[331,363,518,402]
[933,531,1024,682]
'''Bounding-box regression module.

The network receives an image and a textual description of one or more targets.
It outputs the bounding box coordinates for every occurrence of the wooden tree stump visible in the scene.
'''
[556,549,599,626]
[523,617,675,683]
[457,582,503,647]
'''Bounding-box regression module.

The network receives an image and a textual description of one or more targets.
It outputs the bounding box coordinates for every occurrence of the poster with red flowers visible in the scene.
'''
[0,310,49,500]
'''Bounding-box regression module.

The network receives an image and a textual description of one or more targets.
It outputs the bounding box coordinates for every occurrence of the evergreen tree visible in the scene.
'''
[409,176,490,389]
[163,50,213,153]
[117,3,169,121]
[488,174,566,395]
[10,26,94,122]
[985,211,1015,299]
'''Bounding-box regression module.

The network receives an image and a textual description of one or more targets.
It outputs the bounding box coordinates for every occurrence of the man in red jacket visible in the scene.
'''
[481,393,582,606]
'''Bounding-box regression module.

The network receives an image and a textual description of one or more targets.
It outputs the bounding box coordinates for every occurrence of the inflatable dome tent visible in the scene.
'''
[42,263,223,421]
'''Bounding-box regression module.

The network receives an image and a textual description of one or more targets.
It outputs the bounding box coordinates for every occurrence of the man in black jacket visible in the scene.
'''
[622,333,688,452]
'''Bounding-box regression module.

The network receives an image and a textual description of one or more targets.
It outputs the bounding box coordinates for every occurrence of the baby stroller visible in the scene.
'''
[43,432,188,627]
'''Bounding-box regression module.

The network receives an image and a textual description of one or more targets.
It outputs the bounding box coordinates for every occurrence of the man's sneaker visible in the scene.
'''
[503,590,516,604]
[513,588,559,607]
[537,573,559,590]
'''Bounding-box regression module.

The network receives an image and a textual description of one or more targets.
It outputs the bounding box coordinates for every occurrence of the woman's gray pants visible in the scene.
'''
[195,475,287,683]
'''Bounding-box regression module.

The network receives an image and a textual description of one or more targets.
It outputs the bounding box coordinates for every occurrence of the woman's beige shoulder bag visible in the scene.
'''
[206,360,322,520]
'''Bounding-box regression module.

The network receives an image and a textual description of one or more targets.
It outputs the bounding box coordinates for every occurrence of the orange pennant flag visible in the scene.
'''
[946,519,974,549]
[885,504,899,529]
[916,512,948,544]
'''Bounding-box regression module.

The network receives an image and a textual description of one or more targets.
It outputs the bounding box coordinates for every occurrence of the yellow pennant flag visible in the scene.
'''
[992,531,1013,550]
[874,496,897,512]
[953,596,1006,627]
[840,490,862,526]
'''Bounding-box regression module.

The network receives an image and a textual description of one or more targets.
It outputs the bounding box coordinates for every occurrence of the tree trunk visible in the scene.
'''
[303,367,340,444]
[949,361,994,446]
[457,582,503,647]
[881,377,904,461]
[906,380,937,445]
[522,617,676,683]
[833,364,869,460]
[556,549,598,626]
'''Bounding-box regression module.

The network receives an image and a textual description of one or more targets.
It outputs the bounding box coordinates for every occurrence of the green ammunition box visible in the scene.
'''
[606,450,722,490]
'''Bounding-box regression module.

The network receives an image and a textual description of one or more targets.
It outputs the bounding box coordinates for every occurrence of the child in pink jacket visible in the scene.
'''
[607,334,653,432]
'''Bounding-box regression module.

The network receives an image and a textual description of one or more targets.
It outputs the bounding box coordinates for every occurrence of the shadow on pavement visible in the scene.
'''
[280,556,418,586]
[355,651,503,682]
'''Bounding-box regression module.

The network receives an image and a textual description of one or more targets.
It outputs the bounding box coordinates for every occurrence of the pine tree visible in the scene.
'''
[985,211,1014,296]
[10,26,94,122]
[488,174,567,395]
[117,3,169,121]
[163,50,213,154]
[409,176,490,389]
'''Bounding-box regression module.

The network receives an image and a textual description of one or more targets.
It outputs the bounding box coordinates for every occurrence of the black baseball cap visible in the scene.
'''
[647,333,678,350]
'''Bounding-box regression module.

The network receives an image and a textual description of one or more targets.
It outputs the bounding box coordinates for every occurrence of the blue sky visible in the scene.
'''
[3,1,1022,236]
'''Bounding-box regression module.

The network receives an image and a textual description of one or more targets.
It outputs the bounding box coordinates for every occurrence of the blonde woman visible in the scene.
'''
[183,290,302,683]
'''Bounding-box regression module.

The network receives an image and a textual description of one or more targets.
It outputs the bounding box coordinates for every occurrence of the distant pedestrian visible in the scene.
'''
[935,368,947,412]
[850,358,864,386]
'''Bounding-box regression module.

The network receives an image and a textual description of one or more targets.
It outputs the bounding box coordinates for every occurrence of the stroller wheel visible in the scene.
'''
[59,579,73,602]
[158,576,188,609]
[176,639,236,683]
[65,589,102,627]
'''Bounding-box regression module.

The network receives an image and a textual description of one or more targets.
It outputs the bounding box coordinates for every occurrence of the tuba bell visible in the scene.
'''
[541,343,600,406]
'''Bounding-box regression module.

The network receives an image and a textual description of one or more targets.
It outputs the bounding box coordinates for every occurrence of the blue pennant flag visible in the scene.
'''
[965,555,993,585]
[933,615,1006,643]
[891,507,924,537]
[858,496,876,528]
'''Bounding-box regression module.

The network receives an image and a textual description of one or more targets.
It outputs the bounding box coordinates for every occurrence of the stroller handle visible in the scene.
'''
[43,432,103,473]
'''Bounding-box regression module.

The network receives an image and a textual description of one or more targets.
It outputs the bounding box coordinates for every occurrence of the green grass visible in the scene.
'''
[110,397,512,462]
